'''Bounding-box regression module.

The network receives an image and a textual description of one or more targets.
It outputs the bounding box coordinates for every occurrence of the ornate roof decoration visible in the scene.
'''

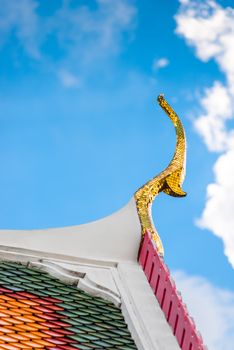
[0,95,207,350]
[135,95,187,256]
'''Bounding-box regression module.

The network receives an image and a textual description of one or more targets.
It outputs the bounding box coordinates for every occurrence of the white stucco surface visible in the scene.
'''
[0,247,181,350]
[0,198,181,349]
[0,198,141,263]
[117,262,181,350]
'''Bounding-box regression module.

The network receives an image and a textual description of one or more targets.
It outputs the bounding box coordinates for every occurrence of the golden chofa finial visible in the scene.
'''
[134,95,187,256]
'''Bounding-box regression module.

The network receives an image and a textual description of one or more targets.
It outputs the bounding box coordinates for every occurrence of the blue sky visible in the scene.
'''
[1,1,234,348]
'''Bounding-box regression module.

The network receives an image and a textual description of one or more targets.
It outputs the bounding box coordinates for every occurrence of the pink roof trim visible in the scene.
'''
[138,231,206,350]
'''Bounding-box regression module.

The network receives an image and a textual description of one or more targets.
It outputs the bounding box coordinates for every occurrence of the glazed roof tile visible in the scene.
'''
[0,261,137,350]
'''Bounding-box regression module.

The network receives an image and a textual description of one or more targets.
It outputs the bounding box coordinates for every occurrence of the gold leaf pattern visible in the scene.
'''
[134,95,187,256]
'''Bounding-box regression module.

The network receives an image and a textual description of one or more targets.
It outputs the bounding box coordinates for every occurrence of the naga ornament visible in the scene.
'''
[134,95,187,256]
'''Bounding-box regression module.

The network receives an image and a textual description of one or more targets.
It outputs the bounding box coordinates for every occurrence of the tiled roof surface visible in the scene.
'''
[0,261,137,350]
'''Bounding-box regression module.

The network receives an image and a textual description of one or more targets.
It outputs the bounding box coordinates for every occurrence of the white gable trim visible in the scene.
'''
[0,247,180,350]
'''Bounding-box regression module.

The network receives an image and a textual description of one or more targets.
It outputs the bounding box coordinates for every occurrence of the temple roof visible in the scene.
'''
[0,261,137,350]
[0,96,206,350]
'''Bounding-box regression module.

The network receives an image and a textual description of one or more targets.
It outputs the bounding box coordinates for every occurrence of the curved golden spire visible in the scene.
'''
[134,95,187,256]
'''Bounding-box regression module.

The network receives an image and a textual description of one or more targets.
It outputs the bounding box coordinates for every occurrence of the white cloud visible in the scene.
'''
[0,0,137,83]
[51,0,137,63]
[194,81,233,151]
[0,0,41,59]
[197,141,234,267]
[175,0,234,267]
[58,70,81,88]
[175,0,234,82]
[152,57,169,70]
[173,270,234,350]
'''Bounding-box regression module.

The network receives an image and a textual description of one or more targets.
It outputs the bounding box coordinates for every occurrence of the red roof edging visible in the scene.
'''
[138,231,206,350]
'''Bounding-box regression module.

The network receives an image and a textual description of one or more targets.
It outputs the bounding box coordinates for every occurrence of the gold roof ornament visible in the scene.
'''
[134,95,187,257]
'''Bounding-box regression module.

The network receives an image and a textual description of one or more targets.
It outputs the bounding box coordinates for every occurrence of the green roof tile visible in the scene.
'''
[0,260,137,349]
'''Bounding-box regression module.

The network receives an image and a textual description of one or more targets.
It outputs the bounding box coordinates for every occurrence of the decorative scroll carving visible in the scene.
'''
[134,95,187,256]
